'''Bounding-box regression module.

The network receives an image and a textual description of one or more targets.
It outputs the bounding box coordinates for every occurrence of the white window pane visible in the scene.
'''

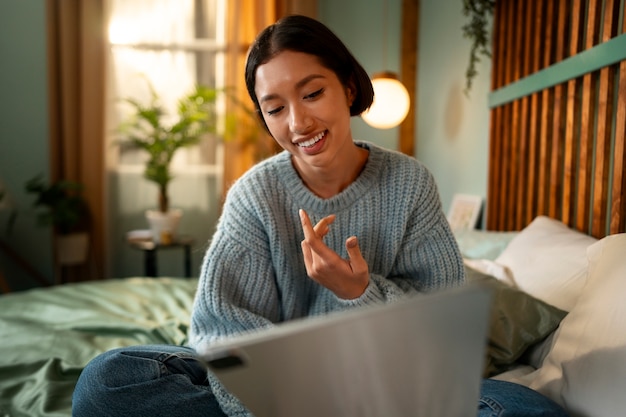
[107,0,225,168]
[109,0,195,44]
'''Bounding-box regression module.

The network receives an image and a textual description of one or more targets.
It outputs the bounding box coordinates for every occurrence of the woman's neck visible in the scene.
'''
[294,143,369,199]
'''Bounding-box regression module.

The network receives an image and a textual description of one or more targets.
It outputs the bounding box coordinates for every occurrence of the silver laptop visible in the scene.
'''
[202,285,491,417]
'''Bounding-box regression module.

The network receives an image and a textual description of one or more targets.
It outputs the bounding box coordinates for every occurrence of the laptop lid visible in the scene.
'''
[202,285,491,417]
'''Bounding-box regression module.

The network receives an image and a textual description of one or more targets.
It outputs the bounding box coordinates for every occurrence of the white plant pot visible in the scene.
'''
[146,209,182,244]
[56,232,89,266]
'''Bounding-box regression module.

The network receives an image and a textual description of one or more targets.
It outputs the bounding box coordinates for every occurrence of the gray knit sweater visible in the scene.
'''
[189,141,464,415]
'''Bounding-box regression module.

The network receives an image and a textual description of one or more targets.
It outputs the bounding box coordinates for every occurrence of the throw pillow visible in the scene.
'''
[494,216,597,311]
[464,265,567,377]
[527,233,626,417]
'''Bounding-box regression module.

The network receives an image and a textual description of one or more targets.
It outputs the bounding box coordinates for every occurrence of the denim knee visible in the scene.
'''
[72,345,225,417]
[478,379,570,417]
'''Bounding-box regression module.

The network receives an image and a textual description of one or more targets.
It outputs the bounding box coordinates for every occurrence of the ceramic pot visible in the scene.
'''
[56,232,89,265]
[145,208,182,244]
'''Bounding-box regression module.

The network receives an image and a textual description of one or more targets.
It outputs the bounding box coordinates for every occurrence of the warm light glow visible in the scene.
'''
[109,18,140,44]
[361,73,410,129]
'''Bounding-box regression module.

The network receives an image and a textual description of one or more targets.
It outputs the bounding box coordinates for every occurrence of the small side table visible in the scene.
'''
[127,235,195,278]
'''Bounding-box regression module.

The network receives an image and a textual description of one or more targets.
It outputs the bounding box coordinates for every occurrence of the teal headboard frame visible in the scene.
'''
[489,33,626,108]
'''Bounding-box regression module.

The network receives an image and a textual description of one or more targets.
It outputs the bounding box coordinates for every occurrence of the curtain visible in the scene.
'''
[47,0,107,281]
[223,0,317,193]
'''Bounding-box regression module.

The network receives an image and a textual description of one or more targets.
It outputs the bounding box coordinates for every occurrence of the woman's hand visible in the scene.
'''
[299,209,369,299]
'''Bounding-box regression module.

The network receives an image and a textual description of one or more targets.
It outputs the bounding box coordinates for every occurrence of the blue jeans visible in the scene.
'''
[73,345,569,417]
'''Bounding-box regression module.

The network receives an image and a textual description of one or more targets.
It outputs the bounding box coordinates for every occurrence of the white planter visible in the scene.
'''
[145,209,182,244]
[56,232,89,265]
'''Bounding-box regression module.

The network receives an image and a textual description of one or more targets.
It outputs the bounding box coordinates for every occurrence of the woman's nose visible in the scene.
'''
[289,103,312,133]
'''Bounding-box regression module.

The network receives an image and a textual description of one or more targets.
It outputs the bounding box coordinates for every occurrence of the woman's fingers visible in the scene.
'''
[345,236,368,277]
[313,214,336,238]
[299,209,369,299]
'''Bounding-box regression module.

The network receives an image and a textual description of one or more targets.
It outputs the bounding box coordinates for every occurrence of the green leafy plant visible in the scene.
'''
[462,0,495,95]
[25,175,89,235]
[118,83,221,213]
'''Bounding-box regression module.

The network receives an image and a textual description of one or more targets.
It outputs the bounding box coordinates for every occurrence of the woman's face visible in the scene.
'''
[254,50,354,171]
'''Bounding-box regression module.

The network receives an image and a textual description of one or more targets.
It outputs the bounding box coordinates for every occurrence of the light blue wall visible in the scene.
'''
[415,0,491,218]
[319,0,491,217]
[0,0,54,291]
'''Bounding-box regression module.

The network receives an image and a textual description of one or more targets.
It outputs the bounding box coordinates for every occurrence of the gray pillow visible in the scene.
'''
[464,265,567,377]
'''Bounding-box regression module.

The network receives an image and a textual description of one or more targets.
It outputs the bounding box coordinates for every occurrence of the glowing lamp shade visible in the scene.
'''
[361,72,410,129]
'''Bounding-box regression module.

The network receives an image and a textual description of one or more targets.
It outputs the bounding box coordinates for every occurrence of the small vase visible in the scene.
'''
[145,209,182,244]
[56,232,90,265]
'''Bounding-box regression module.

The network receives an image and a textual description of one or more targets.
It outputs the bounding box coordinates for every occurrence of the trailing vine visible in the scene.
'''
[462,0,495,95]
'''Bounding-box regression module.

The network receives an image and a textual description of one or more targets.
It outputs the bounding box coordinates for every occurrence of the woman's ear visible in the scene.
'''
[346,83,356,106]
[348,90,355,106]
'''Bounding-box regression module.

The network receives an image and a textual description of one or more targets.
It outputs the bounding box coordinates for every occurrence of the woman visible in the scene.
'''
[73,15,568,417]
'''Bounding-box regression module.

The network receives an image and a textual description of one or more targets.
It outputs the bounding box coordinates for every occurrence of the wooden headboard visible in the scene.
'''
[486,0,626,239]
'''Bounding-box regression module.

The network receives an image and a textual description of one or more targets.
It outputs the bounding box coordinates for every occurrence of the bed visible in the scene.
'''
[1,221,624,417]
[457,220,626,417]
[0,277,198,416]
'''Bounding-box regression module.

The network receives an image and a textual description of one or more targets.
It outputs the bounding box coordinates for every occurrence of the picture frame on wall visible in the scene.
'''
[447,194,482,231]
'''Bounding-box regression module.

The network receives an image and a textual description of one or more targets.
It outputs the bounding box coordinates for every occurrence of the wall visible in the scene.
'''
[0,0,54,291]
[318,0,403,152]
[319,0,492,217]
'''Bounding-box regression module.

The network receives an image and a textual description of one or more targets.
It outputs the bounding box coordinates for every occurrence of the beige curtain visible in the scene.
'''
[47,0,106,281]
[223,0,317,193]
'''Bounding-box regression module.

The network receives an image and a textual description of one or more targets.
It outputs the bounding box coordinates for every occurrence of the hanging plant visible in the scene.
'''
[462,0,495,95]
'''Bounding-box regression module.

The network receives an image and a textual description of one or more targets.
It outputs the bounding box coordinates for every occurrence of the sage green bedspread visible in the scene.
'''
[0,277,198,417]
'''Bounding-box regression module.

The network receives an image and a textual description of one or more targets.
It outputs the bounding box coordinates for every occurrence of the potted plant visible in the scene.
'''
[117,83,221,244]
[25,175,90,265]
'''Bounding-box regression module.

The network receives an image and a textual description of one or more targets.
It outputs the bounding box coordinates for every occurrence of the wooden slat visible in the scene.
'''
[591,0,619,237]
[499,104,512,230]
[610,6,626,234]
[537,0,555,217]
[575,0,602,234]
[525,0,544,225]
[548,0,569,220]
[487,108,501,230]
[563,0,583,229]
[515,1,535,228]
[611,64,626,233]
[508,0,524,228]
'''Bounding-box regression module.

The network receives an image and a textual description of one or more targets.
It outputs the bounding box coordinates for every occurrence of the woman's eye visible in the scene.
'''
[305,88,324,100]
[266,106,283,116]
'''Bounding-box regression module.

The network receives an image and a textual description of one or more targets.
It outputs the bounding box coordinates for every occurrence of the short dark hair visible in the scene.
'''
[245,15,374,132]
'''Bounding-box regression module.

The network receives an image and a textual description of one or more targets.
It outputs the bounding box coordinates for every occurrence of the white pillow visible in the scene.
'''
[494,216,597,311]
[463,258,515,286]
[528,233,626,417]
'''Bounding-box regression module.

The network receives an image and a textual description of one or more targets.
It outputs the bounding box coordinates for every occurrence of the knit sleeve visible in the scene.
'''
[188,183,281,353]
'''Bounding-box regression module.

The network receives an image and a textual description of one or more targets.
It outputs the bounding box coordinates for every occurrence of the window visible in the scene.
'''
[107,0,226,170]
